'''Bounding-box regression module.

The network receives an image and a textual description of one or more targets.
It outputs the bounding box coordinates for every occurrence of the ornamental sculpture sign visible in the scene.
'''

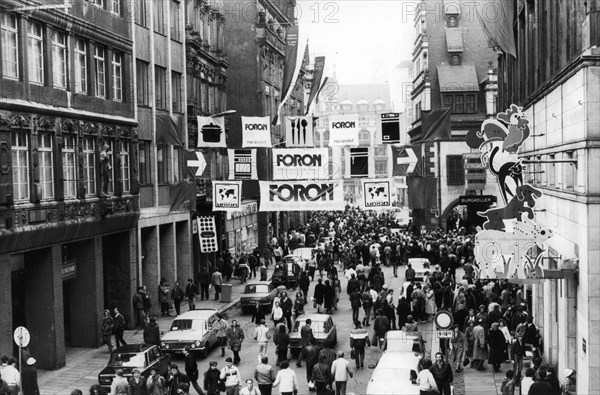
[467,104,554,280]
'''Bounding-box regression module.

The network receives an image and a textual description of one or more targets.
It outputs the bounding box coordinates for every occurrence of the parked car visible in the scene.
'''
[282,254,306,272]
[366,330,424,395]
[98,344,170,391]
[317,237,334,251]
[289,314,337,356]
[159,309,219,357]
[240,281,285,313]
[270,260,301,288]
[408,257,431,281]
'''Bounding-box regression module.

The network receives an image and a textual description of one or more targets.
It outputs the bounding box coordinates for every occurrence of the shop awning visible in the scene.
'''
[437,65,479,92]
[446,28,463,52]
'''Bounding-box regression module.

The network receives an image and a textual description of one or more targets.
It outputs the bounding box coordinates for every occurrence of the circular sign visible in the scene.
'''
[434,310,454,330]
[13,326,30,348]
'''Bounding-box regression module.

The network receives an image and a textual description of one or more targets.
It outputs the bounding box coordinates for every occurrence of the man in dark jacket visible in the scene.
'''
[349,288,362,323]
[143,317,161,346]
[203,361,221,395]
[296,319,315,368]
[197,270,210,301]
[132,287,145,329]
[543,366,561,395]
[183,347,205,395]
[21,358,39,395]
[346,274,359,296]
[373,309,390,350]
[113,307,128,347]
[185,278,198,310]
[166,365,189,395]
[310,354,333,395]
[314,278,326,313]
[349,321,371,369]
[279,292,294,330]
[304,344,322,383]
[430,352,453,395]
[171,281,185,316]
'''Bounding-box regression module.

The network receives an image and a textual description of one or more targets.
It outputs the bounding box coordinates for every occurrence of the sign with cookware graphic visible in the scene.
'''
[212,181,242,212]
[328,114,360,146]
[242,116,272,147]
[272,148,329,180]
[197,116,226,148]
[258,181,345,211]
[360,179,393,209]
[284,116,314,147]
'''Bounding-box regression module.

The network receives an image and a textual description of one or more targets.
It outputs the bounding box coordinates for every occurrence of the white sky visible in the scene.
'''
[297,1,415,78]
[295,0,417,110]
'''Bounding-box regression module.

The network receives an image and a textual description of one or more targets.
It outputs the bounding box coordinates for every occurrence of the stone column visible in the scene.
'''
[0,253,12,358]
[176,220,192,286]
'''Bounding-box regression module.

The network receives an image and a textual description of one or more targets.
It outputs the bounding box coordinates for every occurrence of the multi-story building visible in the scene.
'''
[497,1,600,392]
[409,0,500,230]
[225,0,306,250]
[0,0,138,369]
[313,77,402,203]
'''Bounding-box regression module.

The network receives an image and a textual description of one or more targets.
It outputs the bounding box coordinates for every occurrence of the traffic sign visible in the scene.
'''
[13,326,30,348]
[437,330,453,338]
[434,310,454,330]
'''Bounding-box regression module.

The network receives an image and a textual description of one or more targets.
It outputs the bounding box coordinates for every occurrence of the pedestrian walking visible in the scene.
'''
[500,369,515,395]
[310,355,333,395]
[20,358,40,395]
[293,292,305,320]
[471,319,487,371]
[171,281,185,316]
[166,365,189,395]
[132,287,146,329]
[147,368,167,395]
[449,325,466,372]
[279,292,294,330]
[313,278,326,313]
[101,309,114,352]
[511,334,526,382]
[361,288,373,327]
[184,347,205,395]
[272,361,299,395]
[273,324,290,367]
[185,278,198,310]
[143,317,161,347]
[331,351,353,395]
[226,320,245,365]
[349,321,370,369]
[141,286,151,323]
[296,318,315,368]
[254,356,275,395]
[303,343,322,384]
[212,270,223,301]
[488,322,506,372]
[159,281,171,317]
[197,270,210,302]
[430,352,453,395]
[396,297,411,330]
[110,369,129,395]
[216,314,229,357]
[373,309,390,350]
[416,359,438,395]
[128,368,149,395]
[349,288,362,324]
[271,301,284,326]
[252,301,266,325]
[253,319,271,360]
[0,356,20,395]
[113,307,128,347]
[202,362,221,395]
[220,358,241,395]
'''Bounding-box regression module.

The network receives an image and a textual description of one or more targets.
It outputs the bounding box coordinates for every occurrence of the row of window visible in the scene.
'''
[11,132,130,202]
[187,74,225,115]
[442,93,477,114]
[525,153,578,191]
[136,61,183,112]
[0,14,124,101]
[186,0,225,50]
[87,0,123,16]
[133,0,183,42]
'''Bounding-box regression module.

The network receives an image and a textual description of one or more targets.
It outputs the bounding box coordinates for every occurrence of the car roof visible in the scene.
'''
[386,330,423,341]
[377,352,421,368]
[174,309,218,320]
[113,344,155,353]
[245,281,271,286]
[295,313,331,322]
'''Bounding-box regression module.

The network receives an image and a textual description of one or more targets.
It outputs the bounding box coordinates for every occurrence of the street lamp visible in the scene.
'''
[210,110,237,117]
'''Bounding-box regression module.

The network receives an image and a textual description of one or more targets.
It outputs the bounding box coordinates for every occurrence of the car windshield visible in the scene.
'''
[170,319,193,331]
[245,284,269,294]
[293,320,325,333]
[386,338,422,353]
[109,352,146,367]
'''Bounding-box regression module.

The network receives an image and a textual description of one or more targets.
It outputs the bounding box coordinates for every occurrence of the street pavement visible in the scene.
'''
[36,263,508,395]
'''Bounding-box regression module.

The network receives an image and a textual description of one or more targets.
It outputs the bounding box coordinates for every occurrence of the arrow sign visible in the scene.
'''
[393,146,418,175]
[186,151,208,177]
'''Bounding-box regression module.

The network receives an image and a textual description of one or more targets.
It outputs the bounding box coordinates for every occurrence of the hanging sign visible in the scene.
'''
[360,179,393,209]
[242,116,272,147]
[284,116,314,147]
[212,181,242,212]
[228,149,258,180]
[272,148,329,180]
[259,181,345,211]
[328,114,359,146]
[197,116,226,148]
[377,112,401,144]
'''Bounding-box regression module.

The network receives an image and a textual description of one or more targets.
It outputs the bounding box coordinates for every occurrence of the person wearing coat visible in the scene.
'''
[143,317,161,346]
[21,358,40,395]
[373,310,390,350]
[313,278,326,313]
[101,309,114,352]
[226,320,245,365]
[396,297,411,330]
[471,319,487,371]
[147,368,166,395]
[323,280,334,314]
[273,323,290,366]
[127,369,149,395]
[488,322,506,372]
[203,361,221,395]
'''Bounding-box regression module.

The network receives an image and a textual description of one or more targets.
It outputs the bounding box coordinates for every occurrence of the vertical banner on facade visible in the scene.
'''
[242,116,272,147]
[272,148,329,180]
[360,178,393,209]
[197,215,218,253]
[349,148,369,177]
[284,116,314,147]
[212,180,242,212]
[328,114,360,146]
[305,56,325,114]
[274,26,302,125]
[228,149,258,180]
[258,180,345,211]
[197,116,226,148]
[377,112,401,144]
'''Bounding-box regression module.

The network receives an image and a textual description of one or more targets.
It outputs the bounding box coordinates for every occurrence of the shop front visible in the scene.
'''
[225,200,259,256]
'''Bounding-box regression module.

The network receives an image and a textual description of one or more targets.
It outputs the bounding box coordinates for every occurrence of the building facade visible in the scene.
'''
[225,0,306,250]
[497,0,600,392]
[409,0,501,230]
[0,0,138,369]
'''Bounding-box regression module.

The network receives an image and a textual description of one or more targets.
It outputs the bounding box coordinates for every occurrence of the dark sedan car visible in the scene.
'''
[270,259,301,288]
[98,344,170,391]
[240,282,286,313]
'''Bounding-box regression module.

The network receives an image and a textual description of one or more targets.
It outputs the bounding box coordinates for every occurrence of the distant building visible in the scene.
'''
[0,0,138,369]
[497,0,600,393]
[409,0,500,231]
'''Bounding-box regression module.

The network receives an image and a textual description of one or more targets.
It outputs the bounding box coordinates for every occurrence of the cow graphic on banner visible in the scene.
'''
[471,104,553,281]
[360,179,393,209]
[212,181,242,212]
